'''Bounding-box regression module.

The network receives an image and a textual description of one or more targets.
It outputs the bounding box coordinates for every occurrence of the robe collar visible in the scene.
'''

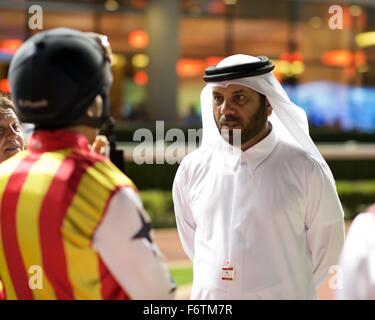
[209,123,279,175]
[240,124,278,174]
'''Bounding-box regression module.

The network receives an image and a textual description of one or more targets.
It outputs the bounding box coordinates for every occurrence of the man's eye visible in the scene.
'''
[12,124,21,132]
[235,95,248,104]
[213,96,224,105]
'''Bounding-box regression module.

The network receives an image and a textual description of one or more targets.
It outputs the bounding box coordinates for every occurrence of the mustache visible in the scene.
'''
[5,140,21,147]
[219,115,240,125]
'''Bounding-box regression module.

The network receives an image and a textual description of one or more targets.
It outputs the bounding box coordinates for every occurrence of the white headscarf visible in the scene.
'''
[200,54,334,180]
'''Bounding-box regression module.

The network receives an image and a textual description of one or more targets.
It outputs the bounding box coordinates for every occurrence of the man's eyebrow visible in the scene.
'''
[212,90,223,95]
[231,89,247,94]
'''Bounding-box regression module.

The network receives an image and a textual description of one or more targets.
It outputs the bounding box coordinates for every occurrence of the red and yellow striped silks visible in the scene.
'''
[0,148,136,300]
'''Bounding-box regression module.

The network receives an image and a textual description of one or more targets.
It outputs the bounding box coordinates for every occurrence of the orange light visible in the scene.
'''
[345,66,356,78]
[131,0,146,9]
[205,56,224,67]
[134,71,148,86]
[354,52,366,65]
[280,52,304,62]
[322,50,351,67]
[208,0,226,14]
[273,71,283,83]
[0,79,10,93]
[128,30,149,49]
[322,50,366,67]
[0,39,22,55]
[342,6,353,29]
[177,59,205,78]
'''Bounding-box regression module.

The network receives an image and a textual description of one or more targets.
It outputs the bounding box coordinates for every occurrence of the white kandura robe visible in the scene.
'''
[173,126,345,299]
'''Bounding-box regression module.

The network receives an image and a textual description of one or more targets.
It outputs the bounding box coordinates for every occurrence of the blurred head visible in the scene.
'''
[212,83,272,146]
[8,28,113,136]
[0,96,25,163]
[67,95,104,144]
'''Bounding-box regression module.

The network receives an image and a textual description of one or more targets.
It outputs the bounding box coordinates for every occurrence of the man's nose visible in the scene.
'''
[220,99,235,116]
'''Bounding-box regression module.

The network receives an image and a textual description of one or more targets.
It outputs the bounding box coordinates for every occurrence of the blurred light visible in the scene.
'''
[345,66,356,78]
[322,50,350,67]
[134,71,148,86]
[274,60,287,74]
[322,50,366,67]
[105,0,119,11]
[205,56,224,67]
[177,59,205,78]
[356,31,375,48]
[274,60,305,77]
[128,30,149,49]
[224,0,237,5]
[357,64,369,73]
[0,79,10,93]
[354,52,366,65]
[273,70,283,83]
[209,0,226,14]
[130,0,146,9]
[309,16,322,29]
[132,54,149,68]
[349,5,362,17]
[290,61,305,75]
[280,52,304,62]
[111,54,126,67]
[0,39,22,55]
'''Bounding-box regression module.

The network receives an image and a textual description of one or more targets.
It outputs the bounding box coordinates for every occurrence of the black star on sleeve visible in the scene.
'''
[132,209,153,244]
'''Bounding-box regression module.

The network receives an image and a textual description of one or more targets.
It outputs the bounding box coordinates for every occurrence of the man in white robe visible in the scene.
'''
[173,54,345,299]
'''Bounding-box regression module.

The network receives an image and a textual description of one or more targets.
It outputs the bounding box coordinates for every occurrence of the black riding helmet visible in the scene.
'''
[8,28,113,129]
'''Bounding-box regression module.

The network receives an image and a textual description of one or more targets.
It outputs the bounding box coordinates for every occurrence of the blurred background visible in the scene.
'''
[1,0,375,298]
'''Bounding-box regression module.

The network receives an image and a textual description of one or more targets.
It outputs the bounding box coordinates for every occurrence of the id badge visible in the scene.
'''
[221,263,235,281]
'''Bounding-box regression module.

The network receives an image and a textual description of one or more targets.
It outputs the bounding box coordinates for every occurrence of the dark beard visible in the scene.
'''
[219,104,268,146]
[239,103,268,144]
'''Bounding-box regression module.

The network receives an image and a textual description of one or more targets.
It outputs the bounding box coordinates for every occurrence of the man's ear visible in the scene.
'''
[86,104,98,118]
[86,95,103,118]
[265,98,273,116]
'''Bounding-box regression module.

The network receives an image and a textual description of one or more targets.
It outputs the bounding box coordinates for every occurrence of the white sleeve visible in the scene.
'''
[305,160,345,288]
[93,187,176,300]
[172,164,196,261]
[336,213,375,300]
